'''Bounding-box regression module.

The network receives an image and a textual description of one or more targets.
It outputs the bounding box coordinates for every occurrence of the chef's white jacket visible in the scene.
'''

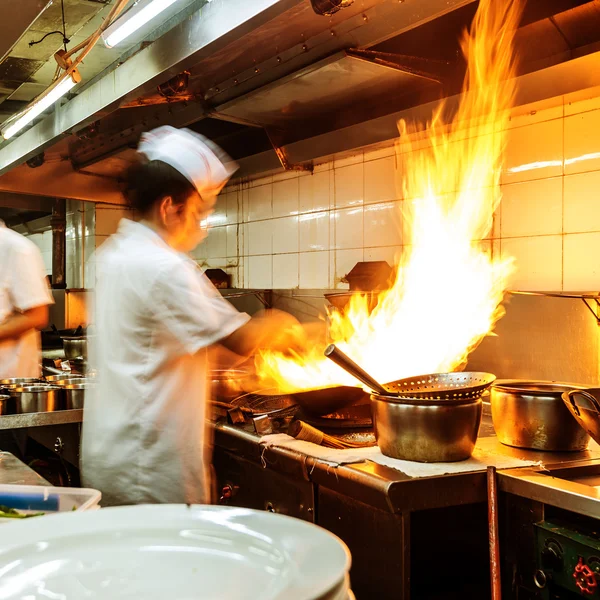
[0,224,53,378]
[81,219,250,506]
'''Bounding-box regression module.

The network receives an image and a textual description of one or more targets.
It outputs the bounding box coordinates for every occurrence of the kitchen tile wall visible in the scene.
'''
[193,85,600,292]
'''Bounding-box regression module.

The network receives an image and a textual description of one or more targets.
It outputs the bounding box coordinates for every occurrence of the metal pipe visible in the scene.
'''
[324,344,388,395]
[487,466,502,600]
[51,199,66,289]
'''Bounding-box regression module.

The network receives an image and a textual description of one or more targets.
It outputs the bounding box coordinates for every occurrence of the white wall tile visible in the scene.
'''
[506,103,563,130]
[501,236,562,291]
[333,207,363,250]
[247,220,272,256]
[564,233,600,290]
[272,178,299,218]
[364,246,401,266]
[248,255,272,289]
[364,156,399,204]
[502,119,563,184]
[272,216,299,254]
[334,152,363,168]
[226,225,238,258]
[363,143,395,161]
[299,171,330,213]
[226,191,239,225]
[364,201,402,248]
[334,163,364,208]
[273,254,299,289]
[299,211,329,252]
[564,109,600,175]
[564,171,600,234]
[95,206,131,236]
[210,195,227,228]
[501,178,563,238]
[564,86,600,116]
[299,251,329,289]
[249,175,273,188]
[334,249,364,289]
[248,184,272,221]
[207,226,227,258]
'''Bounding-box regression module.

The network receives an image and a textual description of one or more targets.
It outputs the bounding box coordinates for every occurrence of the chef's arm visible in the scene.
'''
[221,310,305,357]
[0,305,49,342]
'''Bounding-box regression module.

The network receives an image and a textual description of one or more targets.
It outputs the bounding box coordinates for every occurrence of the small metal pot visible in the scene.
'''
[0,377,40,388]
[371,394,482,462]
[10,385,61,414]
[53,377,93,387]
[44,374,83,383]
[63,383,89,409]
[0,395,13,416]
[490,381,590,452]
[62,336,87,360]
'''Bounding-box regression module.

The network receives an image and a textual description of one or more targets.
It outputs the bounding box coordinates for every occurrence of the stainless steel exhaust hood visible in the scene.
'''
[1,0,600,195]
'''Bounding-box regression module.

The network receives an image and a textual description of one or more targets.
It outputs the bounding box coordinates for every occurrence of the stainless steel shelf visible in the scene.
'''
[0,410,83,431]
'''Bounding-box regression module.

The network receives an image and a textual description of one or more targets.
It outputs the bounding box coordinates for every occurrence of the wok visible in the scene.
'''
[291,386,368,416]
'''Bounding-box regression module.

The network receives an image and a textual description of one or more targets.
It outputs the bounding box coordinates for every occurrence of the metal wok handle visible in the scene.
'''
[324,344,389,395]
[564,389,600,417]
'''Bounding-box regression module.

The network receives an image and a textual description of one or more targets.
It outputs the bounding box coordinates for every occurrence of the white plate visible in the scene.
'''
[0,505,351,600]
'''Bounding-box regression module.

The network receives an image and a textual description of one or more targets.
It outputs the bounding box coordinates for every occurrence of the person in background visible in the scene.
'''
[0,218,53,457]
[82,126,305,506]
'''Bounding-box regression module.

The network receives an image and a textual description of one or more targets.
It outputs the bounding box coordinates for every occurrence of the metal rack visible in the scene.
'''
[508,291,600,325]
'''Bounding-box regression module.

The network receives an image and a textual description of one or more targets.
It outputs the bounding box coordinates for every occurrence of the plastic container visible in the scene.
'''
[0,484,101,523]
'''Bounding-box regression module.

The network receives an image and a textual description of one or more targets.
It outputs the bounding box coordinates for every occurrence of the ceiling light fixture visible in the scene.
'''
[1,74,78,140]
[102,0,181,48]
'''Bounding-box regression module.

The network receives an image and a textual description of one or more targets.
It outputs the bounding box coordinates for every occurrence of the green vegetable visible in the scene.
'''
[0,505,45,519]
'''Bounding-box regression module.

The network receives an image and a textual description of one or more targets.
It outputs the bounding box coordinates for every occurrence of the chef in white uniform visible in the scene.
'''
[82,127,303,506]
[0,219,53,456]
[0,220,52,377]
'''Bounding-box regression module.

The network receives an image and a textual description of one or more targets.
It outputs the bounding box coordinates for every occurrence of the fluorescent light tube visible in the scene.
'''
[1,76,77,140]
[103,0,181,48]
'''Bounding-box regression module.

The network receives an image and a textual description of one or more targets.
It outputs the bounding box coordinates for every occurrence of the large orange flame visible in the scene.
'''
[256,0,522,392]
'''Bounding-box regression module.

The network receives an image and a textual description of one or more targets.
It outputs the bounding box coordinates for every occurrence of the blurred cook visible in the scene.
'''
[82,126,303,506]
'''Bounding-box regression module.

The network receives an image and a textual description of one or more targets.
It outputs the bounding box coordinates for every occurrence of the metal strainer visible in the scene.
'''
[385,372,496,400]
[324,344,495,400]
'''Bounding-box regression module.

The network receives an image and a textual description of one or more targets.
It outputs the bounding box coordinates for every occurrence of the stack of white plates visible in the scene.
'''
[0,505,353,599]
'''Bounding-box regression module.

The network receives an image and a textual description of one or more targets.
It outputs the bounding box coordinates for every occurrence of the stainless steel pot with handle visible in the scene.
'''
[371,394,482,462]
[9,385,61,414]
[490,381,590,451]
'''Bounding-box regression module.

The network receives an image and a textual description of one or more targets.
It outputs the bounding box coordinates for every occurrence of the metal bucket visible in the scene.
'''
[371,394,482,462]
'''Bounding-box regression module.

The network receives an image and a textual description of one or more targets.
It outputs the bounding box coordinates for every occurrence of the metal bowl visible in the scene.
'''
[371,394,482,462]
[0,377,40,388]
[10,385,61,414]
[44,374,83,383]
[52,377,94,387]
[491,381,590,452]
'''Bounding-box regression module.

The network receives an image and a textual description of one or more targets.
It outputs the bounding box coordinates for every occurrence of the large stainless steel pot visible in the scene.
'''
[63,383,89,409]
[371,394,482,462]
[44,374,83,383]
[9,385,61,414]
[490,381,590,452]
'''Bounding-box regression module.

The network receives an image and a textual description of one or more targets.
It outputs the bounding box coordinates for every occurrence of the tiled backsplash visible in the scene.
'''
[193,86,600,292]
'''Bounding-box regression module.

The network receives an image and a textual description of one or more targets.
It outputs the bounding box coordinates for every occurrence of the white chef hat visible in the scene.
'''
[137,126,238,198]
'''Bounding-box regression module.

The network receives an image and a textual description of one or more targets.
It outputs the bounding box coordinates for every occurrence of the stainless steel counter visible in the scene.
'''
[213,404,600,513]
[0,452,49,485]
[0,409,83,431]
